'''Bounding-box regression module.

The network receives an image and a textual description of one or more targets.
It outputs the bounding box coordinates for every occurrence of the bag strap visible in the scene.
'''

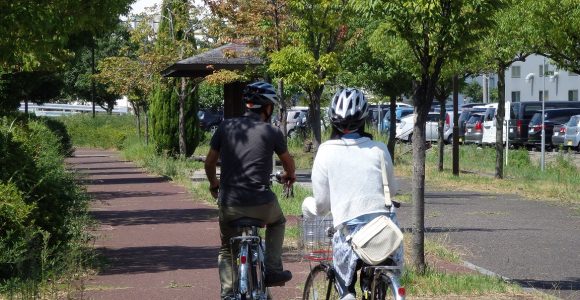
[380,151,393,207]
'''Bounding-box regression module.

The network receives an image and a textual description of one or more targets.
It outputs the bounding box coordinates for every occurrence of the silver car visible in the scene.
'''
[563,115,580,152]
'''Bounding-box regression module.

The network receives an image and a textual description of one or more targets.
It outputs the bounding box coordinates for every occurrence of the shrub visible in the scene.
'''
[0,118,90,286]
[59,114,136,149]
[0,183,43,281]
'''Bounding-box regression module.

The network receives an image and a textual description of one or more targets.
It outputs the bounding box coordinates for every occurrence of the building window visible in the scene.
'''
[539,63,550,77]
[539,90,549,101]
[511,66,521,78]
[569,90,579,101]
[511,91,521,102]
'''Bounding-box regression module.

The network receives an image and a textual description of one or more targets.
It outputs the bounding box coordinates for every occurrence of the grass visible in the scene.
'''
[61,116,565,299]
[424,144,579,204]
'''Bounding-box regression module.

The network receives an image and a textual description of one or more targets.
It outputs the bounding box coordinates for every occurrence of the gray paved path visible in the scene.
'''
[395,181,580,300]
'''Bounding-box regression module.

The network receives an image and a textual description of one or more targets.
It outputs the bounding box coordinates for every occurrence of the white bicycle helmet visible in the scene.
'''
[243,81,279,108]
[328,88,369,133]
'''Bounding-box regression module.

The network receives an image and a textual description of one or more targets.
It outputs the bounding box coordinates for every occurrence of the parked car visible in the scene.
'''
[527,108,580,150]
[368,103,412,129]
[563,115,580,152]
[509,101,580,147]
[198,110,223,133]
[552,124,567,150]
[286,107,308,137]
[457,108,486,143]
[395,111,454,143]
[463,113,485,144]
[425,111,455,143]
[395,113,415,142]
[381,107,414,132]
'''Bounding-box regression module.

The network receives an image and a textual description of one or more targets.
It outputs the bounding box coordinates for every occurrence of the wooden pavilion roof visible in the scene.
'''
[160,42,263,78]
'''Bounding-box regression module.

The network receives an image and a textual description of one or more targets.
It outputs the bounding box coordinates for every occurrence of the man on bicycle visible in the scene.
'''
[204,81,296,300]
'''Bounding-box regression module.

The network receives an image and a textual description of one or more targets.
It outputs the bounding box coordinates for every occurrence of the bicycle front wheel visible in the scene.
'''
[374,272,405,300]
[302,264,340,300]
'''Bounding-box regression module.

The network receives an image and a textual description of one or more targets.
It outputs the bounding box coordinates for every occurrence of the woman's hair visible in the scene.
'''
[329,125,373,140]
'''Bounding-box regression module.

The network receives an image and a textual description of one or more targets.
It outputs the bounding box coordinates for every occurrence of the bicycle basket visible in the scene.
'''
[300,215,333,262]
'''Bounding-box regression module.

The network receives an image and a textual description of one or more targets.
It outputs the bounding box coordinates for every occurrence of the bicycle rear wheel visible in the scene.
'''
[373,272,405,300]
[302,264,340,300]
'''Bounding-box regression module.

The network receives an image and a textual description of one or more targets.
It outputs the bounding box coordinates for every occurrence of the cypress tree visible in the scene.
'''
[149,0,201,156]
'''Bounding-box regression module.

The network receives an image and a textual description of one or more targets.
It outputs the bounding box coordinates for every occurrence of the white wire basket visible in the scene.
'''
[300,215,334,262]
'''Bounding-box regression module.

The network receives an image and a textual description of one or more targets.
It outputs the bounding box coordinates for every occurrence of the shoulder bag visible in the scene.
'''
[349,151,403,265]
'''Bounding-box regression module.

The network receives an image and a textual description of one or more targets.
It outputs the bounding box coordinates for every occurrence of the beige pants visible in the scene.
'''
[218,201,286,298]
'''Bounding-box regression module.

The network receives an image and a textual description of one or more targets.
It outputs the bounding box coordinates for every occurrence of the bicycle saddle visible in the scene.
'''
[229,217,266,228]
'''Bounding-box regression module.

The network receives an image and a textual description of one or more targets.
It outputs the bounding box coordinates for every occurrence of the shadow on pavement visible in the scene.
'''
[92,208,219,226]
[90,191,184,201]
[98,246,219,275]
[86,177,169,185]
[401,227,537,233]
[83,171,146,176]
[73,166,138,171]
[511,277,580,293]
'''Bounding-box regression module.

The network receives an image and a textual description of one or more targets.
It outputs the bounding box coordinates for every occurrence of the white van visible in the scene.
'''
[481,103,511,145]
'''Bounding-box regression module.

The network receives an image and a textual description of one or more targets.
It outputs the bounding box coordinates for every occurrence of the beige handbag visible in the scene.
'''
[349,151,403,265]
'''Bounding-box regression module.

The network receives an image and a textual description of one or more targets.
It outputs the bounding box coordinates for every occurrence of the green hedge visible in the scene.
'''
[0,117,89,290]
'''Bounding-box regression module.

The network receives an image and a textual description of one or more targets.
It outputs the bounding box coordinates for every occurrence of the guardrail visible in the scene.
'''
[19,102,130,116]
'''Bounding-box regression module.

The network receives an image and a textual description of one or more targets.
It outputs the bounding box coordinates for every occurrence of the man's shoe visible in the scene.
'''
[265,270,292,287]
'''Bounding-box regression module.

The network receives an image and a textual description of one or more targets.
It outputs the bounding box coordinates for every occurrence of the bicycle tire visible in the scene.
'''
[374,272,404,300]
[302,264,340,300]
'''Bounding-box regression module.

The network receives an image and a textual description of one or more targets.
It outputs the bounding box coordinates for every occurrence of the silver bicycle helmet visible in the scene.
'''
[243,81,279,108]
[328,88,369,133]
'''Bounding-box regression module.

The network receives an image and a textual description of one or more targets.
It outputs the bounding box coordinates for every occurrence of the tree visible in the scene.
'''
[150,0,203,156]
[339,20,414,159]
[462,81,483,103]
[0,71,64,115]
[527,0,580,74]
[354,0,502,273]
[270,0,349,150]
[61,24,133,113]
[204,0,293,137]
[470,0,533,179]
[0,1,133,71]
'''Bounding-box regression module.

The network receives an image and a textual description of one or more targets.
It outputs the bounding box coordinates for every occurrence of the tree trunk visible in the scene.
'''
[178,77,187,156]
[310,88,324,151]
[278,79,288,140]
[388,95,397,161]
[91,43,96,118]
[495,66,506,179]
[136,111,142,139]
[144,107,150,145]
[452,75,459,176]
[438,98,446,172]
[411,81,431,274]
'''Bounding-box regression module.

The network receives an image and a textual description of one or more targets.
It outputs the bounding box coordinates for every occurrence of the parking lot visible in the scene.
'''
[528,149,580,169]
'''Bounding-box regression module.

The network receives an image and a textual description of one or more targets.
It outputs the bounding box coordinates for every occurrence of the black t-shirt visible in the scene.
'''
[210,112,287,207]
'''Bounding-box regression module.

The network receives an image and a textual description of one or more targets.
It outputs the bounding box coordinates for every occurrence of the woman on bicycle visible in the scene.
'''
[304,87,403,300]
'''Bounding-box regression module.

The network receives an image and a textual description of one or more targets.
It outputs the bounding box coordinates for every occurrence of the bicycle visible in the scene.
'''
[301,211,406,300]
[228,173,291,300]
[229,217,269,300]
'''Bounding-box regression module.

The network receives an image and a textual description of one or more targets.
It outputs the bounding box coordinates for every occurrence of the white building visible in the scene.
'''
[506,54,580,102]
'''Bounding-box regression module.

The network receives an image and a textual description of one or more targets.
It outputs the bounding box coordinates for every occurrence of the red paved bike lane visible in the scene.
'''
[68,148,307,300]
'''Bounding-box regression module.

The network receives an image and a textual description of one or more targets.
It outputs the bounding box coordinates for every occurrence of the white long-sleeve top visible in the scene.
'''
[311,137,398,228]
